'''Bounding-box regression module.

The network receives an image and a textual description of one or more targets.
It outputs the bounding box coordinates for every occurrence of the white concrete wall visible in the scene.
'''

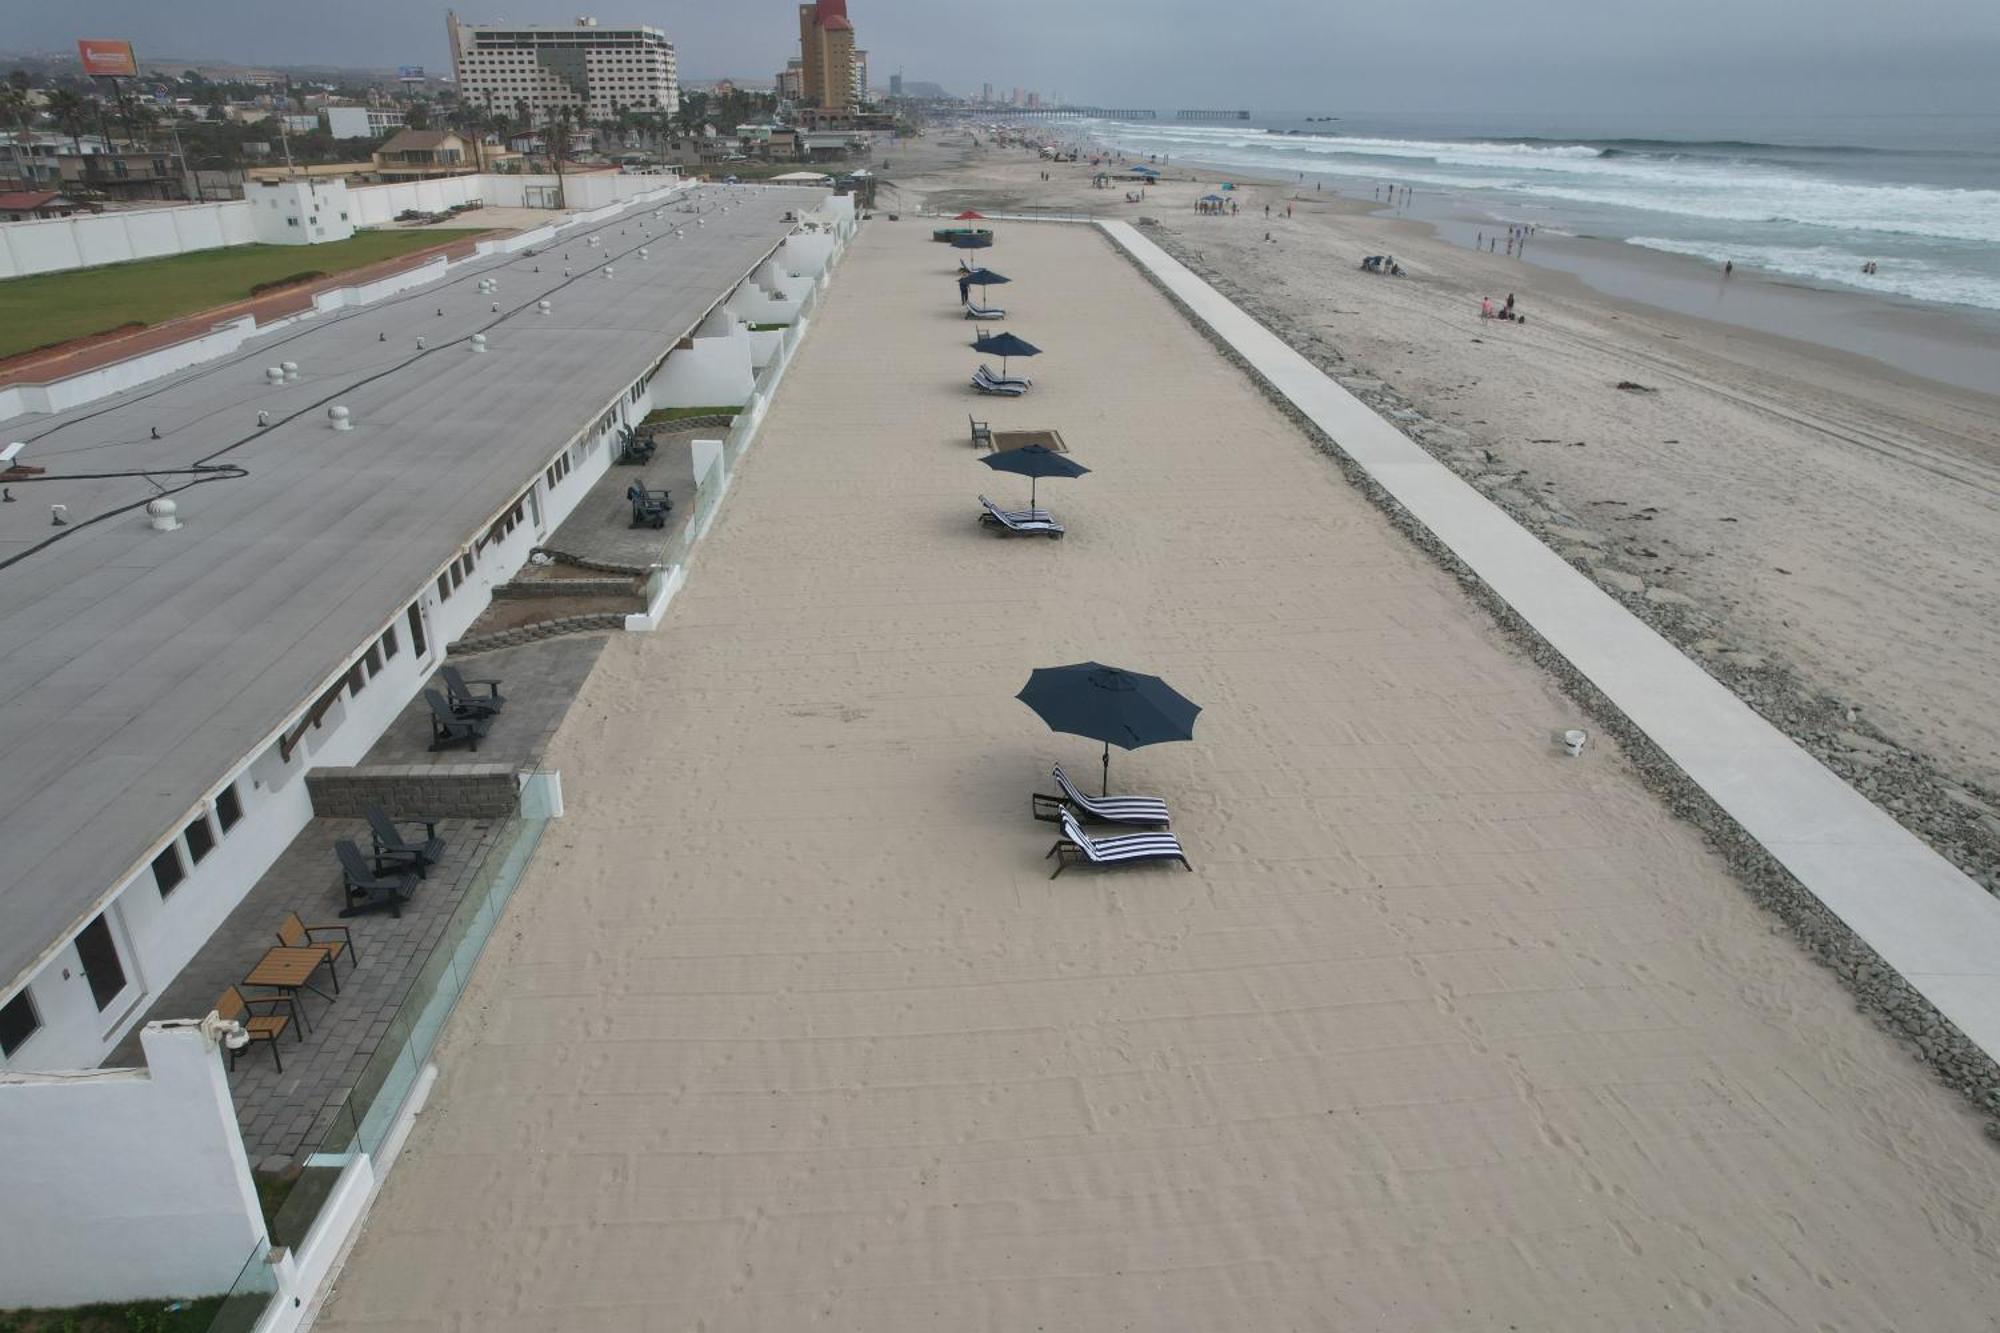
[0,200,258,279]
[0,1023,266,1306]
[0,173,685,279]
[0,314,262,421]
[654,325,755,408]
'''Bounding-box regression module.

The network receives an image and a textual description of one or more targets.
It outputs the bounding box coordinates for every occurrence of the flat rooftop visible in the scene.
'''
[0,185,824,996]
[317,223,2000,1325]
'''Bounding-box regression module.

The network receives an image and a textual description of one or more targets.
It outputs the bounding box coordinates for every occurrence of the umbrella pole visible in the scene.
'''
[1102,741,1111,796]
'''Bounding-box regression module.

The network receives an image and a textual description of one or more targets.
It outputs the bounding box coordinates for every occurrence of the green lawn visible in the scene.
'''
[0,1295,226,1333]
[0,230,488,362]
[641,405,743,426]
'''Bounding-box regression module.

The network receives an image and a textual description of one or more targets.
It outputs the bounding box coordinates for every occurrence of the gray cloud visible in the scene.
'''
[10,0,1998,114]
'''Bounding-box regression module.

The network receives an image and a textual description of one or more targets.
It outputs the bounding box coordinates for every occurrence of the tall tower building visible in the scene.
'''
[447,11,678,124]
[796,0,857,112]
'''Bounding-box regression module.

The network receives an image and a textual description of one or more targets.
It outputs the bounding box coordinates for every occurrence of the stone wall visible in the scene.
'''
[305,764,520,820]
[492,577,639,599]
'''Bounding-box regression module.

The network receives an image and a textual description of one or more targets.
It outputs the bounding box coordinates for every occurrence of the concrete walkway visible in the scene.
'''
[1102,219,2000,1060]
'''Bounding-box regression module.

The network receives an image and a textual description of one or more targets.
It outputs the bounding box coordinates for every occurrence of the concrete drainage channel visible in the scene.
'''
[1114,222,2000,1132]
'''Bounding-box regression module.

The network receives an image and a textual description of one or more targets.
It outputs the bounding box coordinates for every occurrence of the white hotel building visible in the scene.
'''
[447,12,680,125]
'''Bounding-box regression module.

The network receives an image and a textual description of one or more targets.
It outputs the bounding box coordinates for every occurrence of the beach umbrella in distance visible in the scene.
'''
[973,331,1040,377]
[955,209,987,219]
[957,266,1010,302]
[981,442,1088,508]
[1016,662,1201,795]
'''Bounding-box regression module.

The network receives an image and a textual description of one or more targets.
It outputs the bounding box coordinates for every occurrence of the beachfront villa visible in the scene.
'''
[0,181,856,1312]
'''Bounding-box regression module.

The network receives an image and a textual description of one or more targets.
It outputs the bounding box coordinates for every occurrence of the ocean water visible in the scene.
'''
[1082,112,2000,316]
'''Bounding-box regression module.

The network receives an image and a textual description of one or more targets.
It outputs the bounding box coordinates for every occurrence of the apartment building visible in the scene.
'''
[447,11,680,124]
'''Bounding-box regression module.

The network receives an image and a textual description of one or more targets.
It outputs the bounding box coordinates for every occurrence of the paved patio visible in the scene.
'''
[362,637,605,770]
[107,815,500,1166]
[533,429,707,570]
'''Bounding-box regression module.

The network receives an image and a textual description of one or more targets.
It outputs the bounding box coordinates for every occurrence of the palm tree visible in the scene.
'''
[45,88,91,155]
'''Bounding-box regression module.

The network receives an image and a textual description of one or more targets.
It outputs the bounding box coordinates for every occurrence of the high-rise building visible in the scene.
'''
[446,12,679,125]
[852,49,869,104]
[776,59,804,101]
[796,0,856,112]
[888,71,902,98]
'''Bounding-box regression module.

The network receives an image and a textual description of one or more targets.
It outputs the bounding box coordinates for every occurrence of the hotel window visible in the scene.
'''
[381,626,399,661]
[184,814,217,865]
[437,573,451,601]
[408,603,428,657]
[365,644,383,677]
[153,843,186,897]
[0,990,39,1058]
[216,784,243,833]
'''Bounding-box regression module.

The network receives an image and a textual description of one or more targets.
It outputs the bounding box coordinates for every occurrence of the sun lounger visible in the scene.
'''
[964,302,1006,320]
[366,805,447,878]
[969,415,993,449]
[974,362,1033,388]
[425,689,491,751]
[1047,809,1192,879]
[978,494,1064,538]
[973,374,1027,397]
[1032,762,1171,827]
[336,840,418,918]
[441,664,505,715]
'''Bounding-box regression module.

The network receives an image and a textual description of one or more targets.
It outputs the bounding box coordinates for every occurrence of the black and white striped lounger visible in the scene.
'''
[964,302,1006,320]
[973,363,1033,389]
[978,495,1064,538]
[1047,809,1192,879]
[1032,762,1172,827]
[972,371,1028,397]
[978,498,1055,526]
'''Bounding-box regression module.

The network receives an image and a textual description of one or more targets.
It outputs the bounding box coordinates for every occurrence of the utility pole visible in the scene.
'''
[166,119,198,202]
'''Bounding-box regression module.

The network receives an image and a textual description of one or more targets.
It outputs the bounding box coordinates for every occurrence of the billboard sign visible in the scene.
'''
[397,65,425,82]
[77,39,138,78]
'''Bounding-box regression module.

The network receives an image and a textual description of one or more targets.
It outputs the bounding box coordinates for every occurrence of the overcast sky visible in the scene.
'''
[11,0,2000,116]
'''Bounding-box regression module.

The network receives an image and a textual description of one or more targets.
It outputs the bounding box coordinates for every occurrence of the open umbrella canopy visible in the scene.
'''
[957,267,1010,287]
[1016,662,1202,794]
[955,209,987,219]
[1199,194,1225,203]
[1129,165,1160,176]
[981,442,1089,506]
[972,331,1042,376]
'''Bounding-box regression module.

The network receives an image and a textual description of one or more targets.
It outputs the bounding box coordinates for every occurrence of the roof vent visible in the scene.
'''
[147,497,181,531]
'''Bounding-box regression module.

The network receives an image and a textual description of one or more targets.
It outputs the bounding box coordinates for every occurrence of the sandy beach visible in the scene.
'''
[887,139,2000,898]
[316,217,2000,1329]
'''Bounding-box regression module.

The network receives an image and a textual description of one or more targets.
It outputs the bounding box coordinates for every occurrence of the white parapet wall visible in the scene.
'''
[0,1022,268,1307]
[653,316,756,409]
[0,199,258,279]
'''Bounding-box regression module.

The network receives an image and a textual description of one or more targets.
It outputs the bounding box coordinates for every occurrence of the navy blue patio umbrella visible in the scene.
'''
[981,442,1088,508]
[1016,662,1202,794]
[973,331,1042,377]
[957,267,1011,301]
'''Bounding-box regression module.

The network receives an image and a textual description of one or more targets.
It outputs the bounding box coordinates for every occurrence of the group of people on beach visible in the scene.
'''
[1480,293,1525,324]
[1474,224,1535,256]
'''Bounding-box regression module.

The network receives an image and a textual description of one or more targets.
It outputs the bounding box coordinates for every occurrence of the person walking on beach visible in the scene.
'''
[1725,260,1734,277]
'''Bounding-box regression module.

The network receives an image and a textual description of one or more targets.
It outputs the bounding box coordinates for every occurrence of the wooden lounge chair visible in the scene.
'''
[1032,762,1171,828]
[441,664,505,716]
[978,495,1063,538]
[275,910,358,978]
[1047,809,1192,879]
[964,301,1006,320]
[426,689,491,751]
[336,840,418,918]
[969,415,993,449]
[366,805,446,878]
[215,986,298,1072]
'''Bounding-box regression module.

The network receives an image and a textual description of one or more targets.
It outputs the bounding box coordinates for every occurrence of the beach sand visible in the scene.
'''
[316,218,2000,1330]
[889,142,2000,887]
